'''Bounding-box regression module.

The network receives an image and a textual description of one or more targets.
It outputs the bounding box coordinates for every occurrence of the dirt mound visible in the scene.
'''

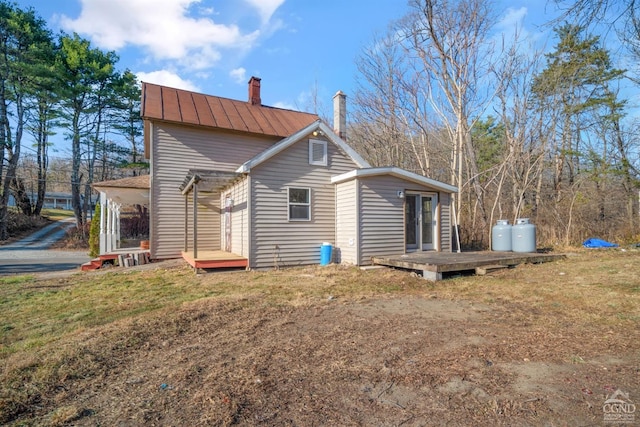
[15,295,637,426]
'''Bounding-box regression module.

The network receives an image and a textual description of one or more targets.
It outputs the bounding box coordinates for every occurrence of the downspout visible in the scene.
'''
[246,174,252,270]
[355,179,361,265]
[149,122,155,259]
[452,196,461,253]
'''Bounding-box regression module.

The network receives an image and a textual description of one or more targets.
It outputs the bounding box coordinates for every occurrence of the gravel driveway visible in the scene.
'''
[0,218,91,275]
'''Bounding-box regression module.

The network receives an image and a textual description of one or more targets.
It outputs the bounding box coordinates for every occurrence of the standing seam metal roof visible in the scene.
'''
[141,82,319,138]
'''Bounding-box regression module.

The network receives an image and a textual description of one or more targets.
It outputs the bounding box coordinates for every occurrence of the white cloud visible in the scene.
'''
[136,70,200,92]
[60,0,261,70]
[229,67,247,84]
[492,6,547,56]
[244,0,285,23]
[497,7,528,32]
[273,100,294,110]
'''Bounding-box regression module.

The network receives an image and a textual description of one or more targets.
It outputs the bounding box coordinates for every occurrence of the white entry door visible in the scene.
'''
[405,193,438,251]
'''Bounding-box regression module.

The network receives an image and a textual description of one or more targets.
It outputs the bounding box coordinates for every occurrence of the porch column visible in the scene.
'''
[184,194,188,252]
[193,183,198,259]
[108,200,115,253]
[99,192,107,255]
[114,203,121,250]
[104,200,111,253]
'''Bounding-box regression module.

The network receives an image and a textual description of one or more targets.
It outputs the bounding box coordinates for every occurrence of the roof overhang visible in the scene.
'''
[92,175,150,206]
[331,167,459,193]
[180,169,242,195]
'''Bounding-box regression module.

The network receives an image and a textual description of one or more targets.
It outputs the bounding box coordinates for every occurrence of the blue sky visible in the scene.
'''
[13,0,569,116]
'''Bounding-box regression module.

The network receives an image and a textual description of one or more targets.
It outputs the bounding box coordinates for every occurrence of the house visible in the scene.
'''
[94,77,457,269]
[92,175,150,255]
[9,192,77,210]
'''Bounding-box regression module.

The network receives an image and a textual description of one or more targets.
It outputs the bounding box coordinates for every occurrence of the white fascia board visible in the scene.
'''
[236,121,322,173]
[236,120,370,173]
[331,167,458,193]
[317,121,370,168]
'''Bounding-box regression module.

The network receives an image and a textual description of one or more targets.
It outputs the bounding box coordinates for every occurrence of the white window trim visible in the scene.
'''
[287,187,311,221]
[309,139,327,166]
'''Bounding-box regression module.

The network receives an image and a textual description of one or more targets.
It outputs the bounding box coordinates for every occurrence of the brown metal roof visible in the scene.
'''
[141,82,319,138]
[93,175,150,190]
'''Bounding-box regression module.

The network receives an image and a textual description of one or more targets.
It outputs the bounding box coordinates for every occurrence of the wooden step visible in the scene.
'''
[81,258,103,271]
[475,264,510,275]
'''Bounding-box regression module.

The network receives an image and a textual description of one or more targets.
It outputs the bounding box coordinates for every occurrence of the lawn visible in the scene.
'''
[1,249,638,426]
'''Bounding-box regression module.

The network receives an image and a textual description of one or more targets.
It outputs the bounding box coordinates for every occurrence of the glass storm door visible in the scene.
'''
[405,195,419,250]
[421,194,436,250]
[405,193,437,251]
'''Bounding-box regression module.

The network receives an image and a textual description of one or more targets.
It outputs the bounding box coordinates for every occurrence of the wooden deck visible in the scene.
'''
[372,251,566,281]
[181,250,248,269]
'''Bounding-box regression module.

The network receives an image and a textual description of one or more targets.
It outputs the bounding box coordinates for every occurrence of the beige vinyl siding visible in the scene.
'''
[151,122,275,259]
[222,177,249,257]
[358,176,406,265]
[249,137,358,269]
[335,180,358,264]
[439,192,452,252]
[183,191,219,255]
[356,176,455,264]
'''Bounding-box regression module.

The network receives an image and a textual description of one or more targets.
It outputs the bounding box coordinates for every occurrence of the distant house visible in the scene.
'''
[9,192,76,210]
[93,77,457,269]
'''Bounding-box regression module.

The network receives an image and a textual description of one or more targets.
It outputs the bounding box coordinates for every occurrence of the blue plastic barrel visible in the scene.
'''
[320,242,333,266]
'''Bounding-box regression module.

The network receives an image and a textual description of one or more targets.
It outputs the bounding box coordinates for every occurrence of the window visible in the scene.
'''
[309,139,327,166]
[288,187,310,221]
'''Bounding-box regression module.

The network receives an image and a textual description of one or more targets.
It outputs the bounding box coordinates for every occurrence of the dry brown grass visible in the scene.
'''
[1,249,639,426]
[0,210,51,244]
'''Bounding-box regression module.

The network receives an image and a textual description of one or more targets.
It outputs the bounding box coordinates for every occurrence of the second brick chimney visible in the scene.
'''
[248,76,261,106]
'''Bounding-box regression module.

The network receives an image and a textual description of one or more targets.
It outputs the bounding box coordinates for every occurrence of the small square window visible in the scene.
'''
[288,187,310,221]
[309,139,327,166]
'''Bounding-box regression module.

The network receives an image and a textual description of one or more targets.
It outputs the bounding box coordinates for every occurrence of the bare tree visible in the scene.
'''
[402,0,497,245]
[352,31,410,169]
[488,31,547,245]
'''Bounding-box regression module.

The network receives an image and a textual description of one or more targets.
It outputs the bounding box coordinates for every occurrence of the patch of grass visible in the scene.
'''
[438,250,640,328]
[0,264,428,358]
[1,251,639,425]
[0,275,34,285]
[41,209,75,221]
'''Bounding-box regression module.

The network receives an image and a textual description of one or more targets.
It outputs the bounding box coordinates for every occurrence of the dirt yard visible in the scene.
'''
[1,251,639,426]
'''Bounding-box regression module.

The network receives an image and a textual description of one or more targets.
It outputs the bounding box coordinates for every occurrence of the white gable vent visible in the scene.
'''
[309,139,327,166]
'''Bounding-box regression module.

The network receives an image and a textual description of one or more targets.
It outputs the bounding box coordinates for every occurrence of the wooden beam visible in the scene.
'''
[193,183,198,259]
[184,194,188,252]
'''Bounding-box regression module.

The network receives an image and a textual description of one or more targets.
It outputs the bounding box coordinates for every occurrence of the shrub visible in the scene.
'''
[89,203,101,257]
[0,210,50,242]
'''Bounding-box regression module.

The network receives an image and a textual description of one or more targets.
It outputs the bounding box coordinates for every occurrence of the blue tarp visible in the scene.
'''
[583,238,619,248]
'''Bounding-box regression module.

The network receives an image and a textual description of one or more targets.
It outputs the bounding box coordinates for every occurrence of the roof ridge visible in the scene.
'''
[141,82,320,138]
[141,81,317,116]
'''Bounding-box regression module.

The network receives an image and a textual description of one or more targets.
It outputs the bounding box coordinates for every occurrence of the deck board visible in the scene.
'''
[182,250,248,269]
[372,251,565,279]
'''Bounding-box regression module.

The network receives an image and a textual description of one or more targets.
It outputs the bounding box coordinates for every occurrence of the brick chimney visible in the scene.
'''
[333,90,347,140]
[248,76,261,106]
